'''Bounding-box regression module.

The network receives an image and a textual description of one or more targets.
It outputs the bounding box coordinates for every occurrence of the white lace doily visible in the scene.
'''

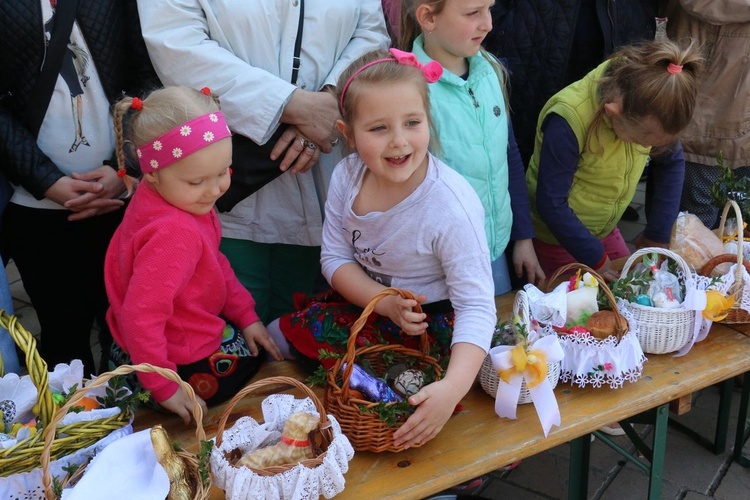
[554,309,647,389]
[696,263,750,315]
[210,394,355,500]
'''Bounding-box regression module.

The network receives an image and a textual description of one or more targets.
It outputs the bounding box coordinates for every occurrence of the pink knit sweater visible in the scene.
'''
[105,184,259,401]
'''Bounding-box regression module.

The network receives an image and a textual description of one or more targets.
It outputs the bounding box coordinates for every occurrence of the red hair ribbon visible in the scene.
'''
[201,87,212,96]
[117,168,126,178]
[131,97,143,111]
[667,63,683,75]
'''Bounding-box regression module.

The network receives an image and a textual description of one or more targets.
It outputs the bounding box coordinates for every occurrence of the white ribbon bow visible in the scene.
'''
[490,335,564,437]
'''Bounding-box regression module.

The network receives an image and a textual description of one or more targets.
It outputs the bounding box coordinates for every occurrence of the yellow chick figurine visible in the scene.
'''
[703,290,735,322]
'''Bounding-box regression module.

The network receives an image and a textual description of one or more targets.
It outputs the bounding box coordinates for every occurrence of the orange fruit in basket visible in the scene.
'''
[78,397,100,411]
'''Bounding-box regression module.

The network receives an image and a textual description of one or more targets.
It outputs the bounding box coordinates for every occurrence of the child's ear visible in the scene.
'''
[143,172,159,185]
[415,4,437,32]
[603,101,622,117]
[336,119,355,149]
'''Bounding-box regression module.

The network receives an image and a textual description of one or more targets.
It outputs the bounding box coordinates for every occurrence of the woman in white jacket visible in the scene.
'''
[137,0,390,323]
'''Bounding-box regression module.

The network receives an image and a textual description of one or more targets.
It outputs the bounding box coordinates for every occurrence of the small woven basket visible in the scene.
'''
[324,287,443,453]
[214,376,335,476]
[478,290,561,403]
[0,310,131,478]
[39,363,210,500]
[619,247,696,354]
[543,264,645,389]
[700,200,750,324]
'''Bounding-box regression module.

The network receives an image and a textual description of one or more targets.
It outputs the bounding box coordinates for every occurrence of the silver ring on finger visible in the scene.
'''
[306,141,317,150]
[299,137,307,148]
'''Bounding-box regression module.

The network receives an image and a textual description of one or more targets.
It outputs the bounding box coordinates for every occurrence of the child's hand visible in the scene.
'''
[242,321,284,361]
[392,379,460,449]
[597,256,620,283]
[633,235,668,250]
[160,387,208,425]
[379,293,428,336]
[513,238,546,287]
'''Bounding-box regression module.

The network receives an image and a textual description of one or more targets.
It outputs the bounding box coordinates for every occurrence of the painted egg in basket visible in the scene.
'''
[393,369,425,397]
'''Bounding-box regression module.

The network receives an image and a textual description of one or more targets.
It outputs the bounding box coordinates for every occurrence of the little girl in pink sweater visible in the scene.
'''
[104,86,282,423]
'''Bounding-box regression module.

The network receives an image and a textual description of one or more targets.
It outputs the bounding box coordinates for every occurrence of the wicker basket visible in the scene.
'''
[0,310,131,479]
[478,290,561,403]
[543,264,646,389]
[214,376,334,476]
[39,363,210,500]
[324,288,444,453]
[700,200,750,324]
[211,376,354,499]
[619,247,697,354]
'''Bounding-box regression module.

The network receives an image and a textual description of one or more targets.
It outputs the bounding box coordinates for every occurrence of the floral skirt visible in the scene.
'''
[279,289,455,369]
[109,322,262,406]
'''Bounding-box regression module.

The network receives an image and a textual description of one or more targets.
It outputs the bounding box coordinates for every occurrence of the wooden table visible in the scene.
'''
[133,293,750,499]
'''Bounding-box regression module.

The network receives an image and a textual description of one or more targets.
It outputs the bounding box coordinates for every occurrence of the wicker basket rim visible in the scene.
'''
[213,375,334,476]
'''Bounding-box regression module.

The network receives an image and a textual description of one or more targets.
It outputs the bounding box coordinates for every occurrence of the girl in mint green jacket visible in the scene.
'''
[399,0,544,294]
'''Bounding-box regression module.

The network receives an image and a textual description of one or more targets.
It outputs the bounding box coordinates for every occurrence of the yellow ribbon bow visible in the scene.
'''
[498,344,548,388]
[721,222,748,244]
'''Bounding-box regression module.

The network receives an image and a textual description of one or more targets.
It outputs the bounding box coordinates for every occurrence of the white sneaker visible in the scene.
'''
[599,423,626,436]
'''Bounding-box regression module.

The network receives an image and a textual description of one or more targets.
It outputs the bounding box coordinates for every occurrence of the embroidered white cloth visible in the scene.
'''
[62,428,169,500]
[210,394,354,500]
[490,334,564,436]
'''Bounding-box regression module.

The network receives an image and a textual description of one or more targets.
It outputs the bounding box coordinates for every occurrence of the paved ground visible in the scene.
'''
[6,180,750,499]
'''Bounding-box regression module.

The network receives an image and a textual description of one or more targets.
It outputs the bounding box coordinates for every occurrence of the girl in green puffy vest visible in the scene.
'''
[399,0,545,294]
[526,40,703,281]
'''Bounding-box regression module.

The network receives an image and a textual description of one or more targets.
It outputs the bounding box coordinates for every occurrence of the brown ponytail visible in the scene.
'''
[586,39,704,153]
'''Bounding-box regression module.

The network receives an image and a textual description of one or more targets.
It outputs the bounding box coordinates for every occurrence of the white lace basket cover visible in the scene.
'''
[210,394,354,500]
[525,281,647,389]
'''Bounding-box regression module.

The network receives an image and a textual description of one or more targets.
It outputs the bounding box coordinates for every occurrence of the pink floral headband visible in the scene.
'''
[339,48,443,113]
[136,111,232,173]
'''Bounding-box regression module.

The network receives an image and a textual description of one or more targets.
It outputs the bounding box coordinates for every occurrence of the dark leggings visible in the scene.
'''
[109,322,263,406]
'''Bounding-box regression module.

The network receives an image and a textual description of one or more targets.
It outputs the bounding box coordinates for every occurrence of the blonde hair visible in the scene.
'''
[586,39,703,153]
[113,86,221,193]
[398,0,511,111]
[335,49,440,153]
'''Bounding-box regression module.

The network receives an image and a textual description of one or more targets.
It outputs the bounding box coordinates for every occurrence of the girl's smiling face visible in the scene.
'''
[339,80,430,189]
[145,137,232,215]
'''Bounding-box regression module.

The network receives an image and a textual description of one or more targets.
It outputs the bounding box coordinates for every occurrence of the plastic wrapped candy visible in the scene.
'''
[644,253,682,308]
[343,363,404,403]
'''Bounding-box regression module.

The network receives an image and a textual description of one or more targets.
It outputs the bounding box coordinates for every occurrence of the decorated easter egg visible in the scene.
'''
[635,294,653,306]
[394,369,425,397]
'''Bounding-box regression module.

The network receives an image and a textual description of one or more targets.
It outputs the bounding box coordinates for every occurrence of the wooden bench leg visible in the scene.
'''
[648,404,668,500]
[568,433,592,500]
[734,371,750,467]
[590,403,669,499]
[668,379,732,454]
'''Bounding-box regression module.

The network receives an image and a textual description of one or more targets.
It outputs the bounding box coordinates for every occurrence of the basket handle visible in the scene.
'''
[40,363,206,499]
[513,290,532,332]
[0,310,56,424]
[544,263,628,340]
[620,246,694,284]
[214,375,331,449]
[708,200,746,287]
[339,288,427,397]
